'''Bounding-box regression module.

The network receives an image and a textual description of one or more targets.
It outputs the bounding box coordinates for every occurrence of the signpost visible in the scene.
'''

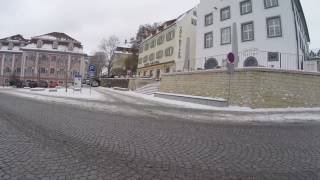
[88,64,96,95]
[227,52,235,106]
[74,75,82,93]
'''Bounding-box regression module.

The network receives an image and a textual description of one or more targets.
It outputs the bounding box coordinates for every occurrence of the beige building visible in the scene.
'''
[137,7,198,79]
[0,33,86,86]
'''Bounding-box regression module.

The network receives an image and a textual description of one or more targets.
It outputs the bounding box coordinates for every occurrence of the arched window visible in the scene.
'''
[204,58,219,69]
[244,56,258,67]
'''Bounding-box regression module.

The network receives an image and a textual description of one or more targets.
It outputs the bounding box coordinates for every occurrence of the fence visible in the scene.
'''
[197,49,305,71]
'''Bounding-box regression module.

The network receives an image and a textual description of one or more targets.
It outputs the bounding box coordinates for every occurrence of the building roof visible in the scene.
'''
[141,7,197,44]
[0,34,28,42]
[295,0,310,42]
[32,32,80,43]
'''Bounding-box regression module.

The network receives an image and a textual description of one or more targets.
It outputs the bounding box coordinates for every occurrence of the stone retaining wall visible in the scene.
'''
[160,68,320,108]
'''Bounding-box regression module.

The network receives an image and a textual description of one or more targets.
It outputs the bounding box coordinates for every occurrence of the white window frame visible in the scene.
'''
[240,0,252,15]
[220,7,231,21]
[267,16,282,38]
[204,32,213,48]
[221,27,231,45]
[241,22,254,42]
[264,0,278,9]
[205,13,213,26]
[165,47,174,57]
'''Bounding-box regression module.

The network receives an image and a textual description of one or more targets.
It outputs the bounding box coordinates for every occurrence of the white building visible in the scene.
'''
[196,0,311,71]
[137,7,198,79]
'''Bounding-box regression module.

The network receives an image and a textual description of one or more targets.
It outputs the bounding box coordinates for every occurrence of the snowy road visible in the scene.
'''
[0,89,319,179]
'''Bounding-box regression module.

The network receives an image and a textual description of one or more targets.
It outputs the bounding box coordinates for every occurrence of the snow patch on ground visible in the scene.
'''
[14,88,105,100]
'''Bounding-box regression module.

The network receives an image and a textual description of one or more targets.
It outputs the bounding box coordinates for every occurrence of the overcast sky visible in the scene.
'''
[0,0,318,55]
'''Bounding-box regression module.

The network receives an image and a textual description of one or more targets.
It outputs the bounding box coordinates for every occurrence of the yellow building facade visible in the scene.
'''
[137,7,198,79]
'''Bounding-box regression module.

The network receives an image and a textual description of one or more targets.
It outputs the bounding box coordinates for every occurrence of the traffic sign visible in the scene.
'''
[227,52,235,74]
[227,52,235,64]
[89,65,96,72]
[88,64,96,77]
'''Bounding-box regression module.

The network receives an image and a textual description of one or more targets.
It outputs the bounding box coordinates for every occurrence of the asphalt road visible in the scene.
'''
[0,91,319,180]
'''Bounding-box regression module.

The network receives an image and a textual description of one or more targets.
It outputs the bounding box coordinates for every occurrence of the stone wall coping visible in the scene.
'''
[162,68,320,77]
[155,92,227,102]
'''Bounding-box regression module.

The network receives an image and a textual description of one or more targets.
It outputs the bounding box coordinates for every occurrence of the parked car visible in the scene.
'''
[29,81,38,88]
[39,81,48,88]
[49,81,58,88]
[16,80,25,88]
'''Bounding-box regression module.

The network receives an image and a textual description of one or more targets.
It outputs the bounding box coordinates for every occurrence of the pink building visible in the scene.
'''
[0,32,86,86]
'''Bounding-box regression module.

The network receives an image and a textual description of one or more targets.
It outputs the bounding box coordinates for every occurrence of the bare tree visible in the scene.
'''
[99,35,120,77]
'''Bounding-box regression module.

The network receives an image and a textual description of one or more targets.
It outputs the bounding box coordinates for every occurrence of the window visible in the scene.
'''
[220,7,231,21]
[157,35,164,45]
[241,22,254,42]
[166,30,175,41]
[68,43,74,51]
[193,11,197,17]
[240,0,252,15]
[143,56,148,63]
[37,40,43,48]
[165,67,170,73]
[150,40,156,48]
[53,41,58,49]
[205,13,213,26]
[50,68,55,74]
[221,27,231,45]
[144,43,149,51]
[191,18,197,26]
[0,43,2,49]
[268,52,280,62]
[40,67,46,74]
[264,0,278,9]
[205,58,219,69]
[165,47,174,57]
[8,42,14,50]
[138,58,143,64]
[16,68,21,73]
[267,16,282,38]
[156,50,164,59]
[5,67,11,73]
[149,53,155,61]
[317,61,320,72]
[244,57,258,67]
[204,32,213,48]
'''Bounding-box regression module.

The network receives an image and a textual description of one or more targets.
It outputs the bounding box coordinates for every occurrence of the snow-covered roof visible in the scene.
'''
[32,32,80,43]
[118,43,133,49]
[0,34,28,43]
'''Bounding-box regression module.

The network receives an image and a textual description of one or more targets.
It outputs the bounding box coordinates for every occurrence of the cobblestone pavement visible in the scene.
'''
[0,91,319,180]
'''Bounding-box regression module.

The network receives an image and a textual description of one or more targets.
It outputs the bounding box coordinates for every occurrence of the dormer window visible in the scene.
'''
[53,41,58,49]
[37,40,43,48]
[68,43,74,51]
[8,42,14,50]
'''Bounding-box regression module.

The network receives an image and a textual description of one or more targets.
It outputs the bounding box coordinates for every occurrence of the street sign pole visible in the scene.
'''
[227,52,235,106]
